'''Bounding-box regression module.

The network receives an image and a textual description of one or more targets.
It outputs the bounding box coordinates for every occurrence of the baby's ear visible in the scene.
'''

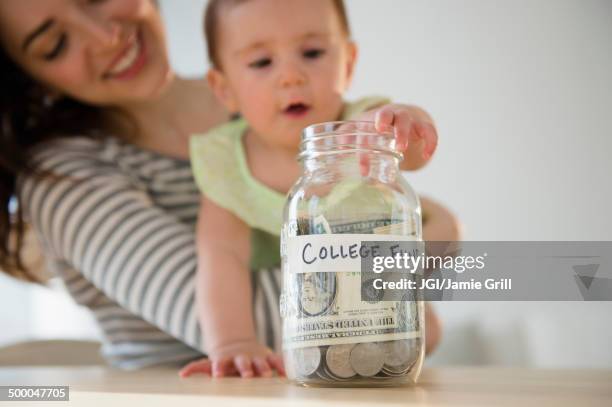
[206,68,239,113]
[344,41,359,88]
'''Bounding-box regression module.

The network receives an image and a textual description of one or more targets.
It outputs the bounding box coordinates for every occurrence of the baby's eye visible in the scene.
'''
[303,49,326,59]
[43,33,68,61]
[248,57,272,69]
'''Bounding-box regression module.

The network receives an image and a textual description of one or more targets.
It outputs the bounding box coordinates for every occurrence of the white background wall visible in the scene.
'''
[1,0,610,368]
[158,0,612,367]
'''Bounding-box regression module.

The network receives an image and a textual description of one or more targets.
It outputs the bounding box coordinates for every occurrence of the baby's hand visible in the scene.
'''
[351,104,438,173]
[179,339,285,378]
[373,104,438,161]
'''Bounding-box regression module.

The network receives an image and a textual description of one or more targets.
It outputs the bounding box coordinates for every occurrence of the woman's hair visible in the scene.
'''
[204,0,351,69]
[0,45,108,282]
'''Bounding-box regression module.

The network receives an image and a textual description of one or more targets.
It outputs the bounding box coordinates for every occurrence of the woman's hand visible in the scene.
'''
[179,339,285,378]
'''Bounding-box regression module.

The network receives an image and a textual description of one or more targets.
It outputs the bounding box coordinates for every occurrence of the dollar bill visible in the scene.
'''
[284,270,420,349]
[297,272,337,317]
[313,215,332,234]
[373,219,418,236]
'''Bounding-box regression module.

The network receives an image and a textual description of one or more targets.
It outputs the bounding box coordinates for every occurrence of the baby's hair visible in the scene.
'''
[204,0,351,69]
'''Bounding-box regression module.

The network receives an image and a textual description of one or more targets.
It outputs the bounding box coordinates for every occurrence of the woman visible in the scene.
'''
[0,0,450,370]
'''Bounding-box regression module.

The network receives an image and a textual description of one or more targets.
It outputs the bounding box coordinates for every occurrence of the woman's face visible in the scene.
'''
[0,0,173,107]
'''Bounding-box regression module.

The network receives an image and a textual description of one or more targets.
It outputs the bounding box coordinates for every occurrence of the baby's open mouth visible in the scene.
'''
[284,103,311,116]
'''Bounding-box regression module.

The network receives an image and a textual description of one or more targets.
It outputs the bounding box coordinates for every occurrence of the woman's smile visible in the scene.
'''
[103,27,147,81]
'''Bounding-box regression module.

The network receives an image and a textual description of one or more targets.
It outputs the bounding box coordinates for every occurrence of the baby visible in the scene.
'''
[182,0,438,378]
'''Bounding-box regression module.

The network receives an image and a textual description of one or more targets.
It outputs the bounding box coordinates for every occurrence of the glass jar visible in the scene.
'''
[280,121,425,387]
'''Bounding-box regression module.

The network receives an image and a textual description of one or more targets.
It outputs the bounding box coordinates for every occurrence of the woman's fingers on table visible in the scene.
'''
[179,358,213,378]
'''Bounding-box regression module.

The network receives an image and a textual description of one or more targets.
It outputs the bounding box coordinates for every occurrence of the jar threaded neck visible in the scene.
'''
[299,121,403,162]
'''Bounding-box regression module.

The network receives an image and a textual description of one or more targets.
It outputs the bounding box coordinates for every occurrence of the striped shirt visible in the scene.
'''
[18,136,282,370]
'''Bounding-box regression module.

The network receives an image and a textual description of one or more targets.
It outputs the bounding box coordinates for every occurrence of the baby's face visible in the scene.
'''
[209,0,356,151]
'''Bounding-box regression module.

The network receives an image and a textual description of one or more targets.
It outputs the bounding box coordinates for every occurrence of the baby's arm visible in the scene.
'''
[421,196,462,243]
[182,196,284,378]
[420,196,462,354]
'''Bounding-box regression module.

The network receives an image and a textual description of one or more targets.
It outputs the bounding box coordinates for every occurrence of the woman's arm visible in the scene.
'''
[18,141,208,352]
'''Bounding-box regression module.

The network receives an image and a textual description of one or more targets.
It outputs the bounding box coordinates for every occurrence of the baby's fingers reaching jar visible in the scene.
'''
[374,104,438,160]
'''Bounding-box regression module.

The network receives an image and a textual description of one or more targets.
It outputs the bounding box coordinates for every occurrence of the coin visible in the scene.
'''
[326,344,357,379]
[380,339,418,368]
[294,347,322,377]
[315,366,333,381]
[382,357,416,376]
[382,363,413,375]
[349,342,385,377]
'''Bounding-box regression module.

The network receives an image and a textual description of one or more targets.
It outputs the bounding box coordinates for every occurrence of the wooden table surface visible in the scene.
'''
[0,366,610,406]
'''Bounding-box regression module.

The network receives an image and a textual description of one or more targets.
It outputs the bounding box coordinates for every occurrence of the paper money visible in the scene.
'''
[373,219,417,236]
[328,218,395,234]
[283,216,421,348]
[297,272,337,317]
[283,215,423,384]
[313,215,332,234]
